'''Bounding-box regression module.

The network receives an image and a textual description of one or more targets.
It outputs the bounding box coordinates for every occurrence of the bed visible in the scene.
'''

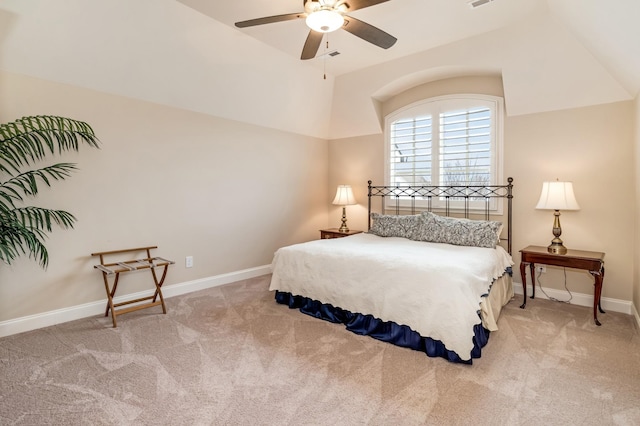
[269,178,514,364]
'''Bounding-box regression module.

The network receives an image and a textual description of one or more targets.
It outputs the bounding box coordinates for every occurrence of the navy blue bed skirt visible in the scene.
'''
[274,291,490,364]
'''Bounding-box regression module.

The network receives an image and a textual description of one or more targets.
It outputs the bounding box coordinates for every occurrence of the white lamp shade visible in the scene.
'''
[535,181,580,211]
[332,185,357,206]
[306,9,344,33]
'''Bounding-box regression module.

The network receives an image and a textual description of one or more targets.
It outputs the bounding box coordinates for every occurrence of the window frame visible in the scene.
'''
[384,94,505,214]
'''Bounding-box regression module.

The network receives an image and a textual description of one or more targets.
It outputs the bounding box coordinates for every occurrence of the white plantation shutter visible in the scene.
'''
[439,107,492,185]
[389,115,432,186]
[385,95,504,211]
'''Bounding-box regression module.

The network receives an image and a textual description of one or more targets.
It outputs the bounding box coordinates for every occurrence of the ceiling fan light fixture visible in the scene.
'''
[306,9,344,33]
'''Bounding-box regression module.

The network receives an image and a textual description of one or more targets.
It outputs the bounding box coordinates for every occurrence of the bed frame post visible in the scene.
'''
[507,177,513,255]
[367,180,373,230]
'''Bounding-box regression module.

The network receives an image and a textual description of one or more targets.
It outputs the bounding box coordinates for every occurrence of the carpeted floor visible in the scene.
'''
[1,274,639,425]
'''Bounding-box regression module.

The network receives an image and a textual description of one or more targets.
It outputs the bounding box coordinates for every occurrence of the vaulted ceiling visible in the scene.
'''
[181,0,639,96]
[0,0,638,139]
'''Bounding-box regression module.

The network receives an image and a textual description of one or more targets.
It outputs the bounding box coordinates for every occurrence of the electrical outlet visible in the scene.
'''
[536,265,546,273]
[185,256,193,268]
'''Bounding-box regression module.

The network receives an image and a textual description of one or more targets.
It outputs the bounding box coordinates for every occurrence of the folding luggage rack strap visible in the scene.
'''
[91,246,175,327]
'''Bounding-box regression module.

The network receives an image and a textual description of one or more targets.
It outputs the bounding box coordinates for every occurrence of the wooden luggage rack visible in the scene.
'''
[91,246,174,327]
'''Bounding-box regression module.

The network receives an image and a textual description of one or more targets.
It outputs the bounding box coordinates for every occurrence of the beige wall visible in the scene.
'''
[634,94,640,317]
[328,134,384,232]
[506,102,634,301]
[1,70,637,326]
[0,71,329,322]
[329,77,635,303]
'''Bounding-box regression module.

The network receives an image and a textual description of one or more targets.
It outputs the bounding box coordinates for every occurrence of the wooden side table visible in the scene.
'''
[519,245,605,325]
[320,228,363,239]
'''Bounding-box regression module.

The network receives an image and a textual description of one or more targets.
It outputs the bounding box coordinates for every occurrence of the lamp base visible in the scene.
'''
[338,206,349,233]
[547,210,567,254]
[547,242,567,255]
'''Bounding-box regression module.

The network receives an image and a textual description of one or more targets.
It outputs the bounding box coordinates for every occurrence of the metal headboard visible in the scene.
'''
[367,177,514,254]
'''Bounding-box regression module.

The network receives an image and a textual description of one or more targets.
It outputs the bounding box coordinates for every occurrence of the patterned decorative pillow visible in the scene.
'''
[414,211,502,248]
[368,213,423,239]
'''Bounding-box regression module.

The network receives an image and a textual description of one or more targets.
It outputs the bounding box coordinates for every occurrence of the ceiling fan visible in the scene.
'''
[235,0,397,60]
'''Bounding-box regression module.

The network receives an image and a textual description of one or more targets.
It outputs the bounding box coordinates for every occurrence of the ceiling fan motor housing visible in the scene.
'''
[305,1,347,14]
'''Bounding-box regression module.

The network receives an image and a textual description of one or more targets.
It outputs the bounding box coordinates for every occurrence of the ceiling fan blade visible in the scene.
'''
[341,0,391,12]
[301,30,324,60]
[235,13,305,28]
[342,15,397,49]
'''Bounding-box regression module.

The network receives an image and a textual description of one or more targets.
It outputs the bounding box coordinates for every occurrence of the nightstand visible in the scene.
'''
[519,245,605,325]
[320,228,363,239]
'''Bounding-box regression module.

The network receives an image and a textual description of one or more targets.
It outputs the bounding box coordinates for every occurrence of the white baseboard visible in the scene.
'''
[0,265,272,338]
[512,281,633,315]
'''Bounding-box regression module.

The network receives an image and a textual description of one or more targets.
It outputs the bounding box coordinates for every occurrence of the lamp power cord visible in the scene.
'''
[536,267,573,304]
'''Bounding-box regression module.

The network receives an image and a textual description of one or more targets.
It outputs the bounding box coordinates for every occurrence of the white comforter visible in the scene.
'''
[269,233,514,360]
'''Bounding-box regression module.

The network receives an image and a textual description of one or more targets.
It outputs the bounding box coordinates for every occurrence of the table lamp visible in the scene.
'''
[535,180,580,254]
[332,185,357,232]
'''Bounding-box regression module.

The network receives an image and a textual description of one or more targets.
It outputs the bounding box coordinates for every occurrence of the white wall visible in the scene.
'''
[329,11,631,140]
[0,71,329,323]
[0,0,335,139]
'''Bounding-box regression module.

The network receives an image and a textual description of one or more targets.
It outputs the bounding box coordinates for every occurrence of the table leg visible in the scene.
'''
[520,262,527,308]
[590,268,605,326]
[599,267,606,314]
[529,263,536,300]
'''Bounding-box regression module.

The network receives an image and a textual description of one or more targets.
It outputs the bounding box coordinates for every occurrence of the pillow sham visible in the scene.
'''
[414,211,502,248]
[368,213,422,239]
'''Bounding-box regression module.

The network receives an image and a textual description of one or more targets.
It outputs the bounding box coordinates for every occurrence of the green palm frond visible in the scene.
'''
[0,115,100,268]
[0,213,50,268]
[0,116,99,174]
[11,206,77,232]
[0,163,78,202]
